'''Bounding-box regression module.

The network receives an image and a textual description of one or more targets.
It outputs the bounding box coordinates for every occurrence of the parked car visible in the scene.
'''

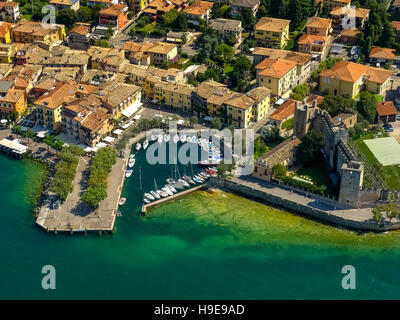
[396,114,400,121]
[384,123,394,132]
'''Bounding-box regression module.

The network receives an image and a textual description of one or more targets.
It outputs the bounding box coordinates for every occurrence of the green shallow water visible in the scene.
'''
[1,152,400,299]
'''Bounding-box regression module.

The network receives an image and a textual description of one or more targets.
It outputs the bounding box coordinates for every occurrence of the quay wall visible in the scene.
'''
[208,177,400,232]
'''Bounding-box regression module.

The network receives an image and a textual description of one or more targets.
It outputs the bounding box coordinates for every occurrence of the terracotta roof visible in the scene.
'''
[256,58,297,79]
[69,25,89,36]
[184,1,213,16]
[0,89,25,103]
[209,18,242,32]
[269,98,295,121]
[320,60,368,82]
[377,101,397,116]
[12,21,63,37]
[246,86,270,103]
[306,16,332,30]
[298,34,327,45]
[365,67,392,84]
[124,41,176,55]
[255,17,291,33]
[330,6,370,19]
[100,4,128,17]
[340,28,361,38]
[81,109,109,134]
[391,21,400,32]
[226,93,254,110]
[231,0,260,8]
[306,94,324,106]
[49,0,73,5]
[369,47,396,61]
[252,47,311,66]
[34,81,78,109]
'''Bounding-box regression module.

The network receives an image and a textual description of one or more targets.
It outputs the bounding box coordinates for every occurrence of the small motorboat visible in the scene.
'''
[150,190,160,199]
[128,158,135,168]
[136,143,141,151]
[164,134,170,142]
[119,198,126,206]
[180,134,186,143]
[193,176,203,184]
[150,134,157,141]
[157,134,163,144]
[183,175,195,185]
[162,187,173,196]
[143,198,150,204]
[173,134,179,143]
[129,154,135,160]
[144,193,155,201]
[178,179,190,187]
[191,136,197,143]
[194,175,204,182]
[158,190,168,198]
[166,184,177,193]
[167,178,184,189]
[125,169,133,178]
[143,140,149,149]
[116,210,122,217]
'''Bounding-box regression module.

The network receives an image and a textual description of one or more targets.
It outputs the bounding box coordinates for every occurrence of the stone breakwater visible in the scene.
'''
[208,176,400,232]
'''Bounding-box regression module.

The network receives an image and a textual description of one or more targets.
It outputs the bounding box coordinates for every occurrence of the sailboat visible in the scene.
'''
[166,184,177,193]
[128,158,135,168]
[144,193,155,201]
[162,186,173,196]
[176,165,189,187]
[143,140,149,149]
[150,190,160,199]
[136,143,141,151]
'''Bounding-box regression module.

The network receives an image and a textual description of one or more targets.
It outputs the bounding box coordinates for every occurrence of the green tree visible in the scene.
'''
[162,8,178,25]
[320,95,356,117]
[261,124,279,142]
[272,163,287,180]
[211,117,222,129]
[77,6,92,22]
[372,206,383,223]
[239,8,256,32]
[214,43,234,65]
[23,128,35,144]
[290,83,310,101]
[297,129,324,164]
[57,8,77,29]
[173,13,188,31]
[230,55,252,92]
[357,91,378,123]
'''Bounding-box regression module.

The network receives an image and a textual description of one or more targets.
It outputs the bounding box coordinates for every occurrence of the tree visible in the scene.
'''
[372,206,383,223]
[211,117,222,129]
[217,159,236,179]
[240,8,256,32]
[214,43,234,65]
[77,6,92,22]
[297,129,324,164]
[287,0,302,29]
[357,91,378,123]
[261,124,279,142]
[162,8,178,25]
[290,83,310,101]
[230,55,252,92]
[173,13,188,31]
[57,8,77,29]
[199,33,218,59]
[23,128,35,144]
[189,115,198,127]
[320,95,356,117]
[272,164,287,180]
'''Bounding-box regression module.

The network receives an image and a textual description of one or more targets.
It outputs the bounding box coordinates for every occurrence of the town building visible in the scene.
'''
[377,101,397,123]
[254,17,290,49]
[255,58,297,97]
[209,18,242,45]
[154,81,194,111]
[67,23,91,50]
[0,21,12,43]
[319,60,392,98]
[0,1,20,23]
[330,6,370,34]
[87,0,118,7]
[231,0,260,17]
[49,0,80,11]
[0,86,26,119]
[305,16,332,36]
[297,34,329,60]
[339,28,361,44]
[123,41,178,67]
[11,21,66,44]
[369,47,396,67]
[143,0,188,21]
[391,21,400,41]
[252,48,312,85]
[95,4,128,36]
[322,0,351,10]
[183,1,214,26]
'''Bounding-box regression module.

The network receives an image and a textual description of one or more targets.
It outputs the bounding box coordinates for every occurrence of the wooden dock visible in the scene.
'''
[141,184,207,214]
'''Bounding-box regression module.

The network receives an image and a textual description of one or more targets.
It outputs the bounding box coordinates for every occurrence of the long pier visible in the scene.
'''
[141,184,207,214]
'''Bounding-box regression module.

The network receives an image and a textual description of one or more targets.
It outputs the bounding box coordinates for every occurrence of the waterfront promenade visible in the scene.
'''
[212,176,400,232]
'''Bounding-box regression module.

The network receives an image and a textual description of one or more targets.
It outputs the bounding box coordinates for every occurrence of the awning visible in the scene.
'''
[133,114,141,120]
[121,121,134,129]
[275,98,285,105]
[95,142,107,149]
[0,119,7,124]
[121,101,143,118]
[103,136,115,143]
[203,116,213,121]
[177,119,184,125]
[113,129,123,135]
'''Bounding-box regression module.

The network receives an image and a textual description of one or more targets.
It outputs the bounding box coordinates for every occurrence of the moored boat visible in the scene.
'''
[136,143,141,151]
[144,193,155,201]
[150,190,160,199]
[173,134,179,143]
[125,169,133,178]
[164,134,170,142]
[143,140,149,149]
[180,134,186,143]
[143,198,150,204]
[166,184,177,193]
[128,158,135,168]
[162,187,173,196]
[157,134,163,144]
[119,198,126,205]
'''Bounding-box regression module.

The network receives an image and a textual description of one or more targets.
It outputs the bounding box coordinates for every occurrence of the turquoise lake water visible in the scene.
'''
[1,147,400,300]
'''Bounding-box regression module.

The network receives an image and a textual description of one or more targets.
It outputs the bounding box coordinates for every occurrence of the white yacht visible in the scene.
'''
[136,143,141,151]
[143,140,149,149]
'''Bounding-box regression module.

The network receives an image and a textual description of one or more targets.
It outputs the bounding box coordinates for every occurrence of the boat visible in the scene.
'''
[173,134,179,144]
[143,140,149,149]
[144,193,155,201]
[194,174,204,182]
[158,190,169,198]
[186,136,191,143]
[157,134,163,144]
[136,143,141,151]
[166,184,177,193]
[119,197,126,205]
[129,154,135,160]
[164,134,170,142]
[143,198,150,204]
[180,134,186,143]
[191,136,197,143]
[178,178,190,187]
[162,186,173,196]
[150,134,157,141]
[193,176,203,184]
[183,175,195,185]
[150,190,160,199]
[128,158,135,168]
[116,210,122,217]
[166,178,184,189]
[125,169,133,178]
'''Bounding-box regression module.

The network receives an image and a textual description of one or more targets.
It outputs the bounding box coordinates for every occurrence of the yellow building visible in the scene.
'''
[256,58,297,97]
[0,43,12,63]
[34,82,78,131]
[0,89,26,119]
[154,81,194,111]
[11,21,66,44]
[127,0,149,12]
[255,17,290,49]
[320,60,392,98]
[0,22,12,44]
[246,86,271,122]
